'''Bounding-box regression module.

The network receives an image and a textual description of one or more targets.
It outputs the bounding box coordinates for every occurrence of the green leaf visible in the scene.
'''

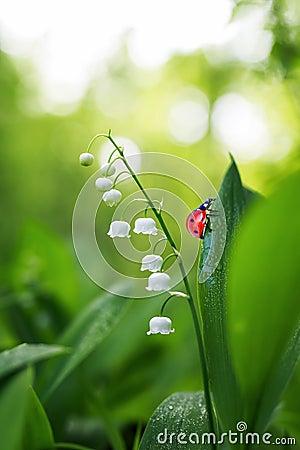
[227,171,300,428]
[23,386,55,450]
[0,368,33,450]
[42,290,130,399]
[199,158,258,430]
[0,343,68,381]
[253,324,300,433]
[139,391,213,450]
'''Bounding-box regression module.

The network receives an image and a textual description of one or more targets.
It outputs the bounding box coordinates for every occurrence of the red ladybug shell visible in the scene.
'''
[186,208,207,239]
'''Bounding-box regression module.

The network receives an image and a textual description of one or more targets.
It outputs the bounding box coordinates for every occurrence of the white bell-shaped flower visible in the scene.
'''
[107,221,131,238]
[134,218,158,235]
[103,189,122,207]
[95,177,113,192]
[147,316,175,335]
[146,272,171,291]
[79,152,94,166]
[141,255,163,272]
[99,163,116,176]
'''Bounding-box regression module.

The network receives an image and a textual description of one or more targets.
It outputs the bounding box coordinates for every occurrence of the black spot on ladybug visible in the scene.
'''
[194,230,198,234]
[190,219,194,222]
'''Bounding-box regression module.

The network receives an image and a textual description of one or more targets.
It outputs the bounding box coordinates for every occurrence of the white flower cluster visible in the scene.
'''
[80,148,175,336]
[108,216,171,294]
[79,152,123,207]
[95,163,123,207]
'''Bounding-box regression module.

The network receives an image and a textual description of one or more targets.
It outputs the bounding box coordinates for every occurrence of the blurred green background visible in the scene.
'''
[0,0,300,448]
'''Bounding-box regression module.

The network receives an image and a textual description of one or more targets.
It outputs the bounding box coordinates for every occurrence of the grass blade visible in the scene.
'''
[41,289,130,399]
[0,343,68,380]
[199,158,258,431]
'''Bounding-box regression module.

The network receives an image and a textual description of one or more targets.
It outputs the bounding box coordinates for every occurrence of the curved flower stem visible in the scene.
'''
[160,294,175,316]
[105,132,216,441]
[112,170,131,187]
[86,133,108,154]
[160,292,188,316]
[152,236,168,253]
[105,156,124,176]
[160,252,179,271]
[108,147,121,163]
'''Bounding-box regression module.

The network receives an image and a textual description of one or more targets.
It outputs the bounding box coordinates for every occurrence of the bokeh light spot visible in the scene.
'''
[211,93,270,162]
[168,88,209,145]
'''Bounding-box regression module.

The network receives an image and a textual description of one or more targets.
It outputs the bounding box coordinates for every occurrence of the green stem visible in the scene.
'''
[160,295,174,316]
[160,292,188,315]
[152,236,168,253]
[113,170,131,186]
[86,390,126,450]
[160,252,178,271]
[132,421,143,450]
[86,133,107,154]
[105,156,124,176]
[106,132,216,441]
[108,148,120,162]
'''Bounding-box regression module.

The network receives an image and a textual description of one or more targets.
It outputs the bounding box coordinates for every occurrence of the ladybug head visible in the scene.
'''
[199,198,215,210]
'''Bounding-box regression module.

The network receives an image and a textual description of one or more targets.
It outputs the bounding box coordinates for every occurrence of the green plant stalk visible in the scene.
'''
[106,133,216,440]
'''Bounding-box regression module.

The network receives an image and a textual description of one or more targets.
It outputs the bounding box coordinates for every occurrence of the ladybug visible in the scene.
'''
[186,198,216,239]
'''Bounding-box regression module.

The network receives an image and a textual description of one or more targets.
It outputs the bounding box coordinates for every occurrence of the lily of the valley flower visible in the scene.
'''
[147,316,175,335]
[107,221,131,238]
[99,163,116,177]
[146,272,171,291]
[95,177,113,192]
[134,218,158,235]
[103,189,122,207]
[79,152,94,166]
[141,254,163,272]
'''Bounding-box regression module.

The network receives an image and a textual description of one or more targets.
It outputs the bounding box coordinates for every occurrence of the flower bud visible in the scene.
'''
[95,177,113,192]
[134,218,158,235]
[146,272,171,291]
[99,163,116,177]
[103,189,122,207]
[79,152,94,166]
[141,255,163,272]
[107,221,131,238]
[147,316,175,335]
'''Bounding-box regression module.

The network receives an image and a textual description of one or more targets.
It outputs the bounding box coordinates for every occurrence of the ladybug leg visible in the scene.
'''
[206,223,213,232]
[206,218,213,233]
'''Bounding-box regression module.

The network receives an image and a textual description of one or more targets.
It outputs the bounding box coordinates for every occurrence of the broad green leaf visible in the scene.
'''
[42,290,130,399]
[199,158,258,430]
[227,171,300,428]
[253,324,300,433]
[23,386,55,450]
[139,391,213,450]
[0,368,33,450]
[0,343,68,380]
